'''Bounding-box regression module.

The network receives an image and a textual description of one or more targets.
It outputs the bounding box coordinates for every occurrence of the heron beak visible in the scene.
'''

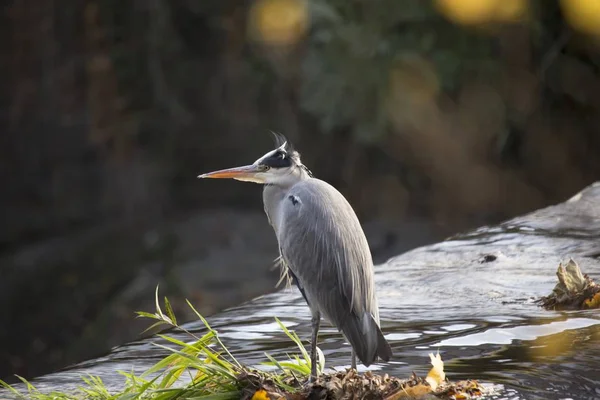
[198,164,264,183]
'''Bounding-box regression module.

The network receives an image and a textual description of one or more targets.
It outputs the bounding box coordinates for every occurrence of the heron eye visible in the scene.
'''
[261,165,271,171]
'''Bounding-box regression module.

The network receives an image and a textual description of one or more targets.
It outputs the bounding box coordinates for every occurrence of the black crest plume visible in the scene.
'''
[269,131,313,177]
[270,131,294,152]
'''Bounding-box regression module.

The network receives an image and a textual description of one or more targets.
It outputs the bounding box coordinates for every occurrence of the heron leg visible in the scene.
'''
[351,349,357,370]
[309,312,321,382]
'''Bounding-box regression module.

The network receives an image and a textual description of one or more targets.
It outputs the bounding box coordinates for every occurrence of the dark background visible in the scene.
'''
[2,0,600,383]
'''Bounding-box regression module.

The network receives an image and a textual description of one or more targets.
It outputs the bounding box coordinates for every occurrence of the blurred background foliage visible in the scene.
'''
[1,0,600,384]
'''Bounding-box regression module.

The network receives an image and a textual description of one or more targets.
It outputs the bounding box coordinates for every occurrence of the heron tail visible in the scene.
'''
[341,312,392,367]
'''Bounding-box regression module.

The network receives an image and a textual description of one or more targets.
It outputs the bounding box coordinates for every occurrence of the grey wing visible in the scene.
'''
[277,181,391,365]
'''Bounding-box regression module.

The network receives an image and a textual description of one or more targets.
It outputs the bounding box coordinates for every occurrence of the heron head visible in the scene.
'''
[198,133,312,185]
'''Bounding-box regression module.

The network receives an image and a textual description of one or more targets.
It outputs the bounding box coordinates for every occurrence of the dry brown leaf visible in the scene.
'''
[584,292,600,309]
[555,259,586,299]
[435,379,483,399]
[538,258,600,310]
[385,383,432,399]
[426,352,445,390]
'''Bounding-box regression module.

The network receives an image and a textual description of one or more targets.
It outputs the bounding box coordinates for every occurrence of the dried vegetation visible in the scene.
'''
[538,259,600,310]
[1,288,487,399]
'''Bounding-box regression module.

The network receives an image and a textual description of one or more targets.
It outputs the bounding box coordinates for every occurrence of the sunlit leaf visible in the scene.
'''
[584,292,600,309]
[251,389,271,400]
[426,352,445,390]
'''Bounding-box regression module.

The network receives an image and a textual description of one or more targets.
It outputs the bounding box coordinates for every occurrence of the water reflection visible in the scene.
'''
[8,189,600,400]
[435,318,600,346]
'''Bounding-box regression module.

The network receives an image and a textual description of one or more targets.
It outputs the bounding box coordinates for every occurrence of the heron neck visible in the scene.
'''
[262,172,311,232]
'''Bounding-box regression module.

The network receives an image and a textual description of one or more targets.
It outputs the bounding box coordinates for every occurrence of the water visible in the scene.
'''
[10,183,600,399]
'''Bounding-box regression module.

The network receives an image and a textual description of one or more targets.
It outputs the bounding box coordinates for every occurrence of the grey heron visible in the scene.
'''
[198,134,392,380]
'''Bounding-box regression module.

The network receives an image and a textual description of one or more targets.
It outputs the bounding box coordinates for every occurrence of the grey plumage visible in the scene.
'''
[199,134,392,379]
[266,179,391,366]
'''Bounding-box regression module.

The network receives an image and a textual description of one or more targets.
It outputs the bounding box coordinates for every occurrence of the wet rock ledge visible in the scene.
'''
[3,181,600,398]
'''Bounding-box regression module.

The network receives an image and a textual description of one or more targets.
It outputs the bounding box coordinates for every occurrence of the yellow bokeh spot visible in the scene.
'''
[435,0,528,25]
[248,0,309,46]
[494,0,528,22]
[561,0,600,36]
[435,0,497,25]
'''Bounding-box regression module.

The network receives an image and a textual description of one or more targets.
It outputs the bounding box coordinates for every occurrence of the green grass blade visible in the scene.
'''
[136,311,161,320]
[292,354,311,374]
[199,348,234,375]
[3,291,337,400]
[141,320,168,335]
[0,379,24,396]
[158,365,186,389]
[114,394,139,400]
[164,297,178,326]
[134,376,161,398]
[262,357,310,376]
[141,331,215,378]
[151,343,236,381]
[262,353,285,372]
[185,300,242,369]
[276,361,310,375]
[144,387,189,400]
[117,372,160,399]
[157,333,214,352]
[185,392,241,400]
[15,375,38,393]
[271,378,297,393]
[141,351,185,377]
[274,318,310,364]
[155,286,168,322]
[212,335,241,370]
